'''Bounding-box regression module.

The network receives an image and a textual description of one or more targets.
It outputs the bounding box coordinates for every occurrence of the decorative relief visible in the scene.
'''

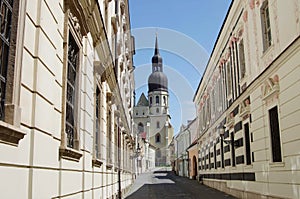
[225,112,235,129]
[120,0,126,15]
[69,12,82,38]
[261,75,280,105]
[243,10,248,22]
[111,14,118,34]
[239,98,251,120]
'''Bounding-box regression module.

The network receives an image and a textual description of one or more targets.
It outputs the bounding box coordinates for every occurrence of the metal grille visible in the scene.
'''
[0,0,13,120]
[66,33,79,148]
[95,87,100,159]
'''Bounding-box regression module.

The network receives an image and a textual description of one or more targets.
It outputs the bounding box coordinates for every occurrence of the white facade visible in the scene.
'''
[0,0,135,198]
[194,0,300,198]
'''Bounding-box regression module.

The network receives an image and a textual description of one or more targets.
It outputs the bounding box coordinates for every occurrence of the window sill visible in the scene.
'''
[92,158,103,167]
[106,163,113,170]
[269,162,285,168]
[0,120,26,146]
[59,147,83,162]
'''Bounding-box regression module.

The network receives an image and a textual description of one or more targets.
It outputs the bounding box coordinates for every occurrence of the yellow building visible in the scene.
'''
[0,0,135,198]
[194,0,300,198]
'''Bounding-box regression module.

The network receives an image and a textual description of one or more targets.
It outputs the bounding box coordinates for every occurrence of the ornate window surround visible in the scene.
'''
[93,83,103,167]
[59,6,85,162]
[0,0,27,146]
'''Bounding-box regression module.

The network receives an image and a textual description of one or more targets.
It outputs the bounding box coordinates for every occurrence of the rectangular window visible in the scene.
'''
[269,106,282,162]
[0,0,13,120]
[231,132,236,166]
[238,39,246,79]
[95,87,101,159]
[244,123,251,165]
[214,144,217,169]
[107,108,112,164]
[66,33,79,148]
[261,0,272,51]
[226,61,232,96]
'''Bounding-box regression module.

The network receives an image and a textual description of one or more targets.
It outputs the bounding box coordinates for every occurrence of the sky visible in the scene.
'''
[129,0,232,134]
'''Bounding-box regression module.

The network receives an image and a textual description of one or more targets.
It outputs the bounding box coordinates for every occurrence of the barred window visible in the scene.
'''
[0,0,27,146]
[0,0,13,120]
[66,33,79,148]
[106,108,112,163]
[95,87,101,159]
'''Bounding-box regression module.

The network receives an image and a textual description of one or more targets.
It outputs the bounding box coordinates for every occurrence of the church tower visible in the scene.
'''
[148,36,169,116]
[133,36,173,168]
[147,36,172,166]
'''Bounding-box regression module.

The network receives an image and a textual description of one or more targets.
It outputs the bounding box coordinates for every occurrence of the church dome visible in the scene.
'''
[148,71,168,92]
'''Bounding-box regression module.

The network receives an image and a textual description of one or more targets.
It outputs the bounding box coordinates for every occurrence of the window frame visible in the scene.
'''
[155,133,161,143]
[268,106,282,163]
[93,85,103,167]
[261,0,272,52]
[0,0,27,146]
[59,9,83,162]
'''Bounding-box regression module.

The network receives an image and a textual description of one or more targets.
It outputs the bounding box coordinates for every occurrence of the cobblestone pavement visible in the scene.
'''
[124,167,236,199]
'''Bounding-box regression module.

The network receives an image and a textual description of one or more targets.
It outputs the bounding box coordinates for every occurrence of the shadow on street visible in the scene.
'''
[125,170,236,199]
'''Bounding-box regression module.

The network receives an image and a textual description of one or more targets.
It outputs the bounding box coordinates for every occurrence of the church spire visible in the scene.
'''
[154,34,160,55]
[152,35,163,72]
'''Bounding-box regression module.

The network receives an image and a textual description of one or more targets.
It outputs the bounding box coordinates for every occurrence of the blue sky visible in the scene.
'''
[129,1,232,133]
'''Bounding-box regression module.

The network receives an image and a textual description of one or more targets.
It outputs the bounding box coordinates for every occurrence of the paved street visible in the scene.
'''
[124,168,236,199]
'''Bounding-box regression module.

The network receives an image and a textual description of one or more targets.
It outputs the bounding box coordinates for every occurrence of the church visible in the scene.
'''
[134,36,174,167]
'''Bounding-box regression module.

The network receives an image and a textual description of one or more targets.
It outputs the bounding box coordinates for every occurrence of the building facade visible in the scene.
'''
[175,124,191,177]
[0,0,135,198]
[194,0,300,198]
[133,37,174,167]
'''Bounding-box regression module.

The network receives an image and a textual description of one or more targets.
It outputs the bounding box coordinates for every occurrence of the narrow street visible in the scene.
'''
[124,168,236,199]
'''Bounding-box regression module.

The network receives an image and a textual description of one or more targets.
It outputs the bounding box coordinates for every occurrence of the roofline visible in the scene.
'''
[193,0,234,102]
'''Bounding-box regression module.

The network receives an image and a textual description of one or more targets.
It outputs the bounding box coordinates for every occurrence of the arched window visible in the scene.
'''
[156,121,160,128]
[138,122,144,133]
[155,133,161,143]
[156,96,159,104]
[163,96,166,105]
[150,97,152,105]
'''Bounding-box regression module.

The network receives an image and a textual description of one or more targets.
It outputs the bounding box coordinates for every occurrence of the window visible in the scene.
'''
[0,0,12,120]
[163,96,166,105]
[226,60,232,96]
[261,0,272,51]
[244,123,251,165]
[0,0,27,146]
[138,122,144,133]
[59,8,83,161]
[156,96,159,104]
[65,33,80,149]
[150,97,152,105]
[93,86,103,167]
[107,108,112,164]
[238,39,246,79]
[231,132,236,166]
[155,133,161,143]
[156,108,159,113]
[156,121,160,128]
[95,87,101,159]
[269,106,282,162]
